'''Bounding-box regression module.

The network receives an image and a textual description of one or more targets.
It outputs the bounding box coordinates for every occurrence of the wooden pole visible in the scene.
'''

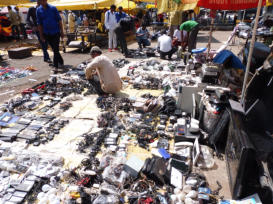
[207,17,215,57]
[241,0,263,105]
[242,10,246,22]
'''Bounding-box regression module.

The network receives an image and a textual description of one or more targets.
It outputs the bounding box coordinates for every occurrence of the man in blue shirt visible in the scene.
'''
[27,0,51,63]
[37,0,64,71]
[115,7,127,23]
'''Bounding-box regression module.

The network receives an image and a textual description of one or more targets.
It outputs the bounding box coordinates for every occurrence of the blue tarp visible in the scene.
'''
[213,50,245,71]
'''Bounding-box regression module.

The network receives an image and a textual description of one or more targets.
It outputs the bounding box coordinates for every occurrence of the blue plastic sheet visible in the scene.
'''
[213,50,245,71]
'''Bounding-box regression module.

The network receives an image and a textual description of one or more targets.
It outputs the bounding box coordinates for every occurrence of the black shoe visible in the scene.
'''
[125,53,133,58]
[44,59,52,63]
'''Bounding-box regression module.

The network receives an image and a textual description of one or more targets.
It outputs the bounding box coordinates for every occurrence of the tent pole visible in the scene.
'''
[207,17,214,57]
[241,0,263,105]
[242,10,246,22]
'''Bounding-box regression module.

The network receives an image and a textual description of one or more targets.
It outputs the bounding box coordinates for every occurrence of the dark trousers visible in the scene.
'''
[11,25,19,39]
[35,31,50,61]
[188,24,199,52]
[19,23,27,39]
[136,37,151,49]
[115,26,128,55]
[44,33,64,68]
[88,75,105,95]
[160,48,177,59]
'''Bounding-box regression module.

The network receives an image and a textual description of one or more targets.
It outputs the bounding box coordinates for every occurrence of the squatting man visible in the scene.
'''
[85,46,122,95]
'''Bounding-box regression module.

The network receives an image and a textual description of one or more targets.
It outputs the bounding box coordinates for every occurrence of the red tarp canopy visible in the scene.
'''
[197,0,266,10]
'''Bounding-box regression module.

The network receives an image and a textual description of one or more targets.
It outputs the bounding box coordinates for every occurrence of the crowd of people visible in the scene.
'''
[1,0,201,96]
[7,5,27,40]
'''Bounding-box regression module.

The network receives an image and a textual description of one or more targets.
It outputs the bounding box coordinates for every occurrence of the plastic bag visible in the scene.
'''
[92,194,120,204]
[99,155,114,170]
[99,181,119,195]
[102,164,128,186]
[197,145,215,169]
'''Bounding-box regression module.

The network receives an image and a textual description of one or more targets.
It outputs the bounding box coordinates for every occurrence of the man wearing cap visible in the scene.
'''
[85,46,122,95]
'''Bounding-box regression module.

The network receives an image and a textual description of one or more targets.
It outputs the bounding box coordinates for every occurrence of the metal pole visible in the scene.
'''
[242,10,246,22]
[241,0,263,104]
[208,17,215,57]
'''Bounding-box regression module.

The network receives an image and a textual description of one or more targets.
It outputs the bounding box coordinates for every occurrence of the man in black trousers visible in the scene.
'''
[114,16,135,58]
[37,0,64,72]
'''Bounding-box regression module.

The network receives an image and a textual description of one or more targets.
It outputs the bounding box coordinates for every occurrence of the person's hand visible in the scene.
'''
[60,32,64,39]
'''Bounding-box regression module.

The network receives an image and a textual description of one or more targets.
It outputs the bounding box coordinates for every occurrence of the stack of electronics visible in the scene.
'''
[226,55,273,203]
[201,63,221,84]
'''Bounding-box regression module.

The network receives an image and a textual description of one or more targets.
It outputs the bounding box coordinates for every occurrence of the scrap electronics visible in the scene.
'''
[0,50,272,204]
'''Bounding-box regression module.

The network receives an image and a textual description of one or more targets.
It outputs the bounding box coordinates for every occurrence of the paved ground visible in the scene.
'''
[0,30,243,103]
[0,30,241,199]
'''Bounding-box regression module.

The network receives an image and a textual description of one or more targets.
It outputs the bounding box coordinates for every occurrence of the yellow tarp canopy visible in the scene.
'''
[0,0,31,6]
[146,4,155,9]
[19,0,124,10]
[157,0,198,13]
[117,0,137,10]
[134,0,155,3]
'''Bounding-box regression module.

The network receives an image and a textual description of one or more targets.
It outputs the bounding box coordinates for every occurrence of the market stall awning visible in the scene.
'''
[117,0,137,10]
[0,0,32,6]
[19,0,124,10]
[267,0,273,6]
[157,0,198,13]
[197,0,266,10]
[133,0,155,3]
[146,4,155,9]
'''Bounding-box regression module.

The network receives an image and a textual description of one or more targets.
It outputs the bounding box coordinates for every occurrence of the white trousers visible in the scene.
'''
[108,29,117,49]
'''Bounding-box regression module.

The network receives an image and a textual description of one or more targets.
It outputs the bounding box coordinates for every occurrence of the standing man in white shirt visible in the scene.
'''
[105,4,118,52]
[157,30,177,60]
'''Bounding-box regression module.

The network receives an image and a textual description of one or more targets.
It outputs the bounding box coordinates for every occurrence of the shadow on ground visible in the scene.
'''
[197,35,221,44]
[0,60,9,67]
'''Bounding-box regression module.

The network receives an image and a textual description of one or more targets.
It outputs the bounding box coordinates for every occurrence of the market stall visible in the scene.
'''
[19,0,123,10]
[0,0,32,7]
[0,0,272,203]
[197,0,267,103]
[156,0,198,14]
[1,43,272,203]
